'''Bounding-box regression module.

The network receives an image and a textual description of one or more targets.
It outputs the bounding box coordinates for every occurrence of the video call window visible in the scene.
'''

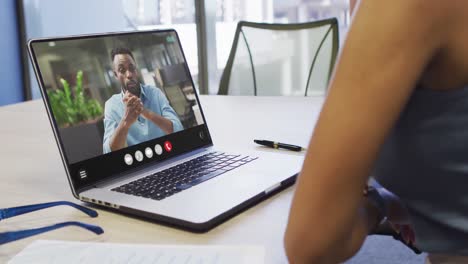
[33,32,204,164]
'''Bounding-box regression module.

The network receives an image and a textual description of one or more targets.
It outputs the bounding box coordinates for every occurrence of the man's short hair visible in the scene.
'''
[110,47,135,62]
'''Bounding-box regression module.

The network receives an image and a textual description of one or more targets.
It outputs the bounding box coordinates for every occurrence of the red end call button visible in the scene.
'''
[164,141,172,152]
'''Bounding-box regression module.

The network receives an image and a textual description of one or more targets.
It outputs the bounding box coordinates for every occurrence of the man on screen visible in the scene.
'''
[103,47,183,153]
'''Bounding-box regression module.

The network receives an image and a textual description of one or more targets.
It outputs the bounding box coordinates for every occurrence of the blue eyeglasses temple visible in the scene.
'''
[0,221,104,245]
[0,201,98,221]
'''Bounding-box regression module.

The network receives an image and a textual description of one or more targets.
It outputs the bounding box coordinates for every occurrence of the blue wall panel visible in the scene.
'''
[0,0,24,106]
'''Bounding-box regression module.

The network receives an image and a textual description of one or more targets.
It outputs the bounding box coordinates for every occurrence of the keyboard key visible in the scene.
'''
[177,170,225,190]
[111,152,254,200]
[229,161,247,167]
[241,156,258,162]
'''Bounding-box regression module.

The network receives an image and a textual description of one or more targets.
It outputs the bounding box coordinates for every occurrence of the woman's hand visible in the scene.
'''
[377,187,416,245]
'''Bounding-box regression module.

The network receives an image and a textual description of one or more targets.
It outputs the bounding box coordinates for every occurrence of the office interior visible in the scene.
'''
[1,0,428,263]
[1,0,351,106]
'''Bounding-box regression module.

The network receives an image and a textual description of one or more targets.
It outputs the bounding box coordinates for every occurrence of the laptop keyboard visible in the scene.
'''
[111,152,258,201]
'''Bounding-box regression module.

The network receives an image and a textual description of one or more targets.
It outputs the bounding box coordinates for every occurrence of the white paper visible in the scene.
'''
[8,240,265,264]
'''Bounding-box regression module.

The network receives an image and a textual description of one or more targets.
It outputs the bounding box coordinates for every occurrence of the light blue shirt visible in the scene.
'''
[103,84,183,153]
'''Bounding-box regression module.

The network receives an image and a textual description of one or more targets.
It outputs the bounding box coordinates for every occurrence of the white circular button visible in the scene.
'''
[154,144,163,155]
[135,150,144,162]
[145,147,153,158]
[124,154,133,165]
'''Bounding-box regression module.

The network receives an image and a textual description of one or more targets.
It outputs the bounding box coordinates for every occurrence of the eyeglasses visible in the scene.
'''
[0,201,104,245]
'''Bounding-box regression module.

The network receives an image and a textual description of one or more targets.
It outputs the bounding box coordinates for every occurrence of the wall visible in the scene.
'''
[0,0,24,106]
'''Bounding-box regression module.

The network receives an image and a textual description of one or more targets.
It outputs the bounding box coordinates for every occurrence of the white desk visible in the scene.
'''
[0,95,324,263]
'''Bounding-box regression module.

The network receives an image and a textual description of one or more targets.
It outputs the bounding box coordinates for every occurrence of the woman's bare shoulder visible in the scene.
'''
[352,0,466,53]
[357,0,465,31]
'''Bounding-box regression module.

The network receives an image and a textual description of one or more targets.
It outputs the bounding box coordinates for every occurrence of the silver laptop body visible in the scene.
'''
[28,29,303,231]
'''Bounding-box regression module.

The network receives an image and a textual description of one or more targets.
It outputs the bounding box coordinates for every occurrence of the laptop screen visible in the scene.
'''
[29,30,212,191]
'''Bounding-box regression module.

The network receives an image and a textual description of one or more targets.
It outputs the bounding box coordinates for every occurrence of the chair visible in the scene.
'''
[218,18,339,96]
[158,64,197,128]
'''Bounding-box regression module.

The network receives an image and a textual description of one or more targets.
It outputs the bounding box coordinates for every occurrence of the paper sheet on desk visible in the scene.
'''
[8,240,265,264]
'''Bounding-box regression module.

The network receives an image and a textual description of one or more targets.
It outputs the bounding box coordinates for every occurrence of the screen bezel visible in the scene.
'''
[27,29,213,195]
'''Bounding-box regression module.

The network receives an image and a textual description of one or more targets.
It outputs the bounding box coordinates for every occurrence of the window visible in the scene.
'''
[121,0,198,84]
[212,0,349,94]
[21,0,348,98]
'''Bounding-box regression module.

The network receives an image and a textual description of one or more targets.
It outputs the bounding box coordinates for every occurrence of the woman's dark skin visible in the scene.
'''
[284,1,468,263]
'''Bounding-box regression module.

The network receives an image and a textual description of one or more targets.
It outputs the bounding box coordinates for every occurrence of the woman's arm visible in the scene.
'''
[284,1,454,263]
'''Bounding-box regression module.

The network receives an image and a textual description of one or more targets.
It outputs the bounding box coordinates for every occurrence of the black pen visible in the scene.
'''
[254,139,306,152]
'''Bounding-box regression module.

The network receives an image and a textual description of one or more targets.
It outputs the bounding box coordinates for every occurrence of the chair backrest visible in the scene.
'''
[218,18,339,96]
[163,84,189,116]
[158,64,197,128]
[157,63,192,117]
[159,63,190,86]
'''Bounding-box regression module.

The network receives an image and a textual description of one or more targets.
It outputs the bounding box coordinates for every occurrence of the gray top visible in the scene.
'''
[373,85,468,254]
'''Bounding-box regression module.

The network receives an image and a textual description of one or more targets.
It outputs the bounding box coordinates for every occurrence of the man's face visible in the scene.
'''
[113,54,140,96]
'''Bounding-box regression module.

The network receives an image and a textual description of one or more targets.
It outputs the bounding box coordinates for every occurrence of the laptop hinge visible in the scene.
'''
[92,146,215,189]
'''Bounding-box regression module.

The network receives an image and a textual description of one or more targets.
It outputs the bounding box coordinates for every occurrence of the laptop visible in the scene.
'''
[27,29,303,232]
